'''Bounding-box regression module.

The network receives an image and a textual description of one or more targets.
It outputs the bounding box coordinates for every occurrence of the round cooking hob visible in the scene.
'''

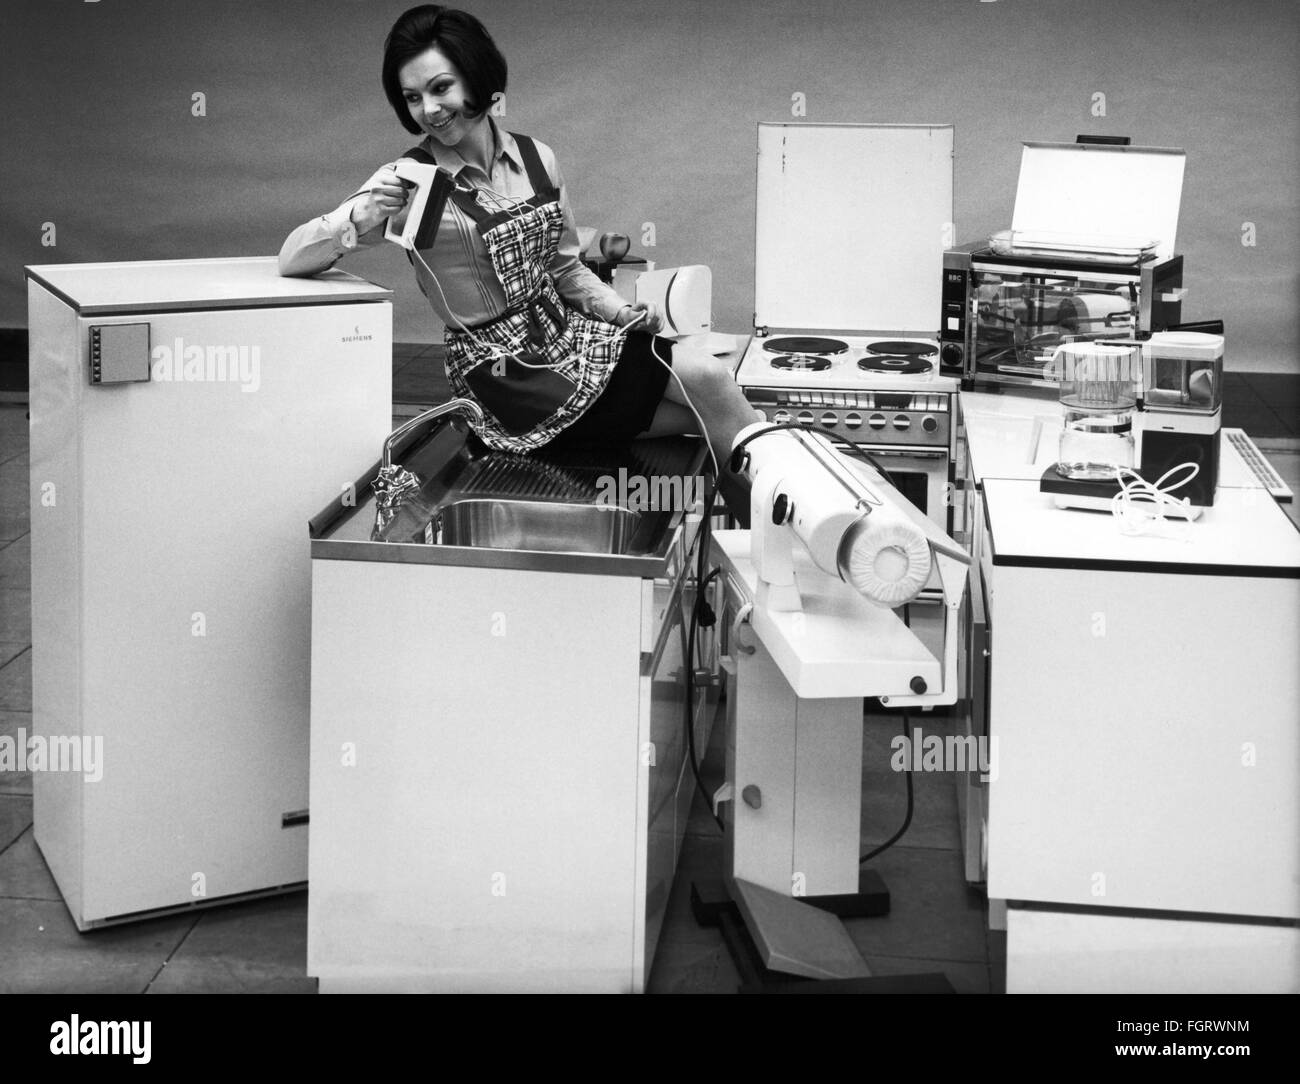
[858,355,932,375]
[865,340,937,358]
[762,336,849,356]
[770,354,833,371]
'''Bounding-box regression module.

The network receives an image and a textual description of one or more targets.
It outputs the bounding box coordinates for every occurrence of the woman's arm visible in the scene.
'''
[277,204,378,277]
[277,164,410,277]
[543,154,631,324]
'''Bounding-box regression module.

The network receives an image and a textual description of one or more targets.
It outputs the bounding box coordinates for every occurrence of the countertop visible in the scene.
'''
[25,256,392,314]
[962,390,1300,574]
[981,476,1300,575]
[961,389,1273,492]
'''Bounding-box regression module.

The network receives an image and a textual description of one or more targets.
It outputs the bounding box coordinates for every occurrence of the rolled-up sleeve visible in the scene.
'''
[278,201,385,277]
[545,157,627,324]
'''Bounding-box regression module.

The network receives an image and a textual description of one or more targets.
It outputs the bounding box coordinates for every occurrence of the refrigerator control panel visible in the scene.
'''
[90,323,151,385]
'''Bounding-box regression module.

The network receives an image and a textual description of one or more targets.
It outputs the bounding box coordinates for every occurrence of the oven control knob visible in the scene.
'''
[843,412,862,430]
[921,415,939,433]
[797,411,815,426]
[892,415,911,431]
[940,343,964,370]
[773,410,791,425]
[820,412,837,428]
[868,413,887,430]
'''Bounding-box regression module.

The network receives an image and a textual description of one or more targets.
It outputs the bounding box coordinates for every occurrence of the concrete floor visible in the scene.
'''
[1,386,1296,993]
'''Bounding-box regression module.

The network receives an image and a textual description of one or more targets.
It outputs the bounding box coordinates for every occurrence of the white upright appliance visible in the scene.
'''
[733,123,959,559]
[26,257,392,929]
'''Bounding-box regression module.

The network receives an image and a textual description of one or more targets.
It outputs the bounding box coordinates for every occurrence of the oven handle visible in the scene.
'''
[843,446,949,462]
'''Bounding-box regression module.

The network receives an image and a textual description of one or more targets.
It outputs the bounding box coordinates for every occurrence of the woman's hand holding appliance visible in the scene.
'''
[349,163,411,234]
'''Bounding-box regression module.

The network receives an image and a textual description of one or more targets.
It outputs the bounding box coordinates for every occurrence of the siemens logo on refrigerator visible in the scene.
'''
[341,325,373,343]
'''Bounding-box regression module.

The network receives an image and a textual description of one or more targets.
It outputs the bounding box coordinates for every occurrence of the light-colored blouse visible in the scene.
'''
[277,117,626,330]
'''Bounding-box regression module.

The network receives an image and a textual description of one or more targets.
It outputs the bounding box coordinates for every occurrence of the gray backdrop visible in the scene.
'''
[4,0,1296,371]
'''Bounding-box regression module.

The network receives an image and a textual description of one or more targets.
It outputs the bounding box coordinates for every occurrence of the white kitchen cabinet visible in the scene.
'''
[957,390,1300,989]
[307,493,717,993]
[977,476,1300,993]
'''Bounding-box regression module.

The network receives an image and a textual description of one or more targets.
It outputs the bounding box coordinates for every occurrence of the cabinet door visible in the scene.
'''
[640,576,686,981]
[987,566,1300,919]
[309,560,645,993]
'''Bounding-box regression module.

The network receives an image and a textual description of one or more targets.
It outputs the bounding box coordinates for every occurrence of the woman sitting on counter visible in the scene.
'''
[279,3,758,463]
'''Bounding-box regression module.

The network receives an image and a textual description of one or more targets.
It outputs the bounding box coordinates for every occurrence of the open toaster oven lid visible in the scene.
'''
[753,122,953,335]
[1011,141,1186,261]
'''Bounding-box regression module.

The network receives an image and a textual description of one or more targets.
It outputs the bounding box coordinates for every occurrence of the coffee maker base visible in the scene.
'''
[1038,465,1205,519]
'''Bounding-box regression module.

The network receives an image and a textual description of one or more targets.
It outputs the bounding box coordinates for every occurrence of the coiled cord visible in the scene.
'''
[1111,462,1200,539]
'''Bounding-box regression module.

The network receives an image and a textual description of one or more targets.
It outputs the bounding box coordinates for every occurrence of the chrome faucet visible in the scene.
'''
[382,397,484,471]
[373,398,484,539]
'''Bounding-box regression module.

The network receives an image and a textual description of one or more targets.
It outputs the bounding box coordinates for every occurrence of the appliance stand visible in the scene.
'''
[691,878,953,994]
[698,530,960,992]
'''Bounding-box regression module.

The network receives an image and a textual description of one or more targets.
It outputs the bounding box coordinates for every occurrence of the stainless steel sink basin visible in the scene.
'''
[310,423,708,575]
[433,499,641,555]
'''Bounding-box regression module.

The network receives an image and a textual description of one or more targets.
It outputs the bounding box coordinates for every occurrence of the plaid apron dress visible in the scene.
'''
[401,135,629,453]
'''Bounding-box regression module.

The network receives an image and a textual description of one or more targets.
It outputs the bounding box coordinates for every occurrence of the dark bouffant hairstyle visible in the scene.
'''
[382,5,507,133]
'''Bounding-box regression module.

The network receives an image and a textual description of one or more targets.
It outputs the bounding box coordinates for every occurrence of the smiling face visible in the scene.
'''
[398,46,485,149]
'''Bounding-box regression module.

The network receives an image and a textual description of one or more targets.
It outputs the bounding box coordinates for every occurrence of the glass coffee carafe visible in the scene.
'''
[1045,341,1142,481]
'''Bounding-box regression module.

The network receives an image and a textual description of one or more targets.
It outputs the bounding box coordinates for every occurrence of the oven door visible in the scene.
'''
[840,446,949,533]
[969,264,1139,385]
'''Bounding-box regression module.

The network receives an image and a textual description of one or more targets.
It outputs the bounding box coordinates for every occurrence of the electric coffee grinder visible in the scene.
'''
[1137,331,1223,506]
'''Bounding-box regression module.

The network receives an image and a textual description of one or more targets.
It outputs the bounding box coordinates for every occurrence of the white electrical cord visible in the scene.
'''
[408,243,536,365]
[1110,461,1200,540]
[398,177,568,370]
[641,318,721,480]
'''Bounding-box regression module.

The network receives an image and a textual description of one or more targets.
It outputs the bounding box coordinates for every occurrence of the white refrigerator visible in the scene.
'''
[26,257,392,929]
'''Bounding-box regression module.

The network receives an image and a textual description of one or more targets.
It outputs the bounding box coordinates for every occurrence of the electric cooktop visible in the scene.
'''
[738,335,958,393]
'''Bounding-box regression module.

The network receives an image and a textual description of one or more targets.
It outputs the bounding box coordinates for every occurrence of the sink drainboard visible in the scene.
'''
[453,455,610,503]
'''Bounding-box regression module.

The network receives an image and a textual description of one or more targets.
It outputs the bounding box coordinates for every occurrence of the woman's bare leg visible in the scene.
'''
[639,399,699,438]
[647,343,762,459]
